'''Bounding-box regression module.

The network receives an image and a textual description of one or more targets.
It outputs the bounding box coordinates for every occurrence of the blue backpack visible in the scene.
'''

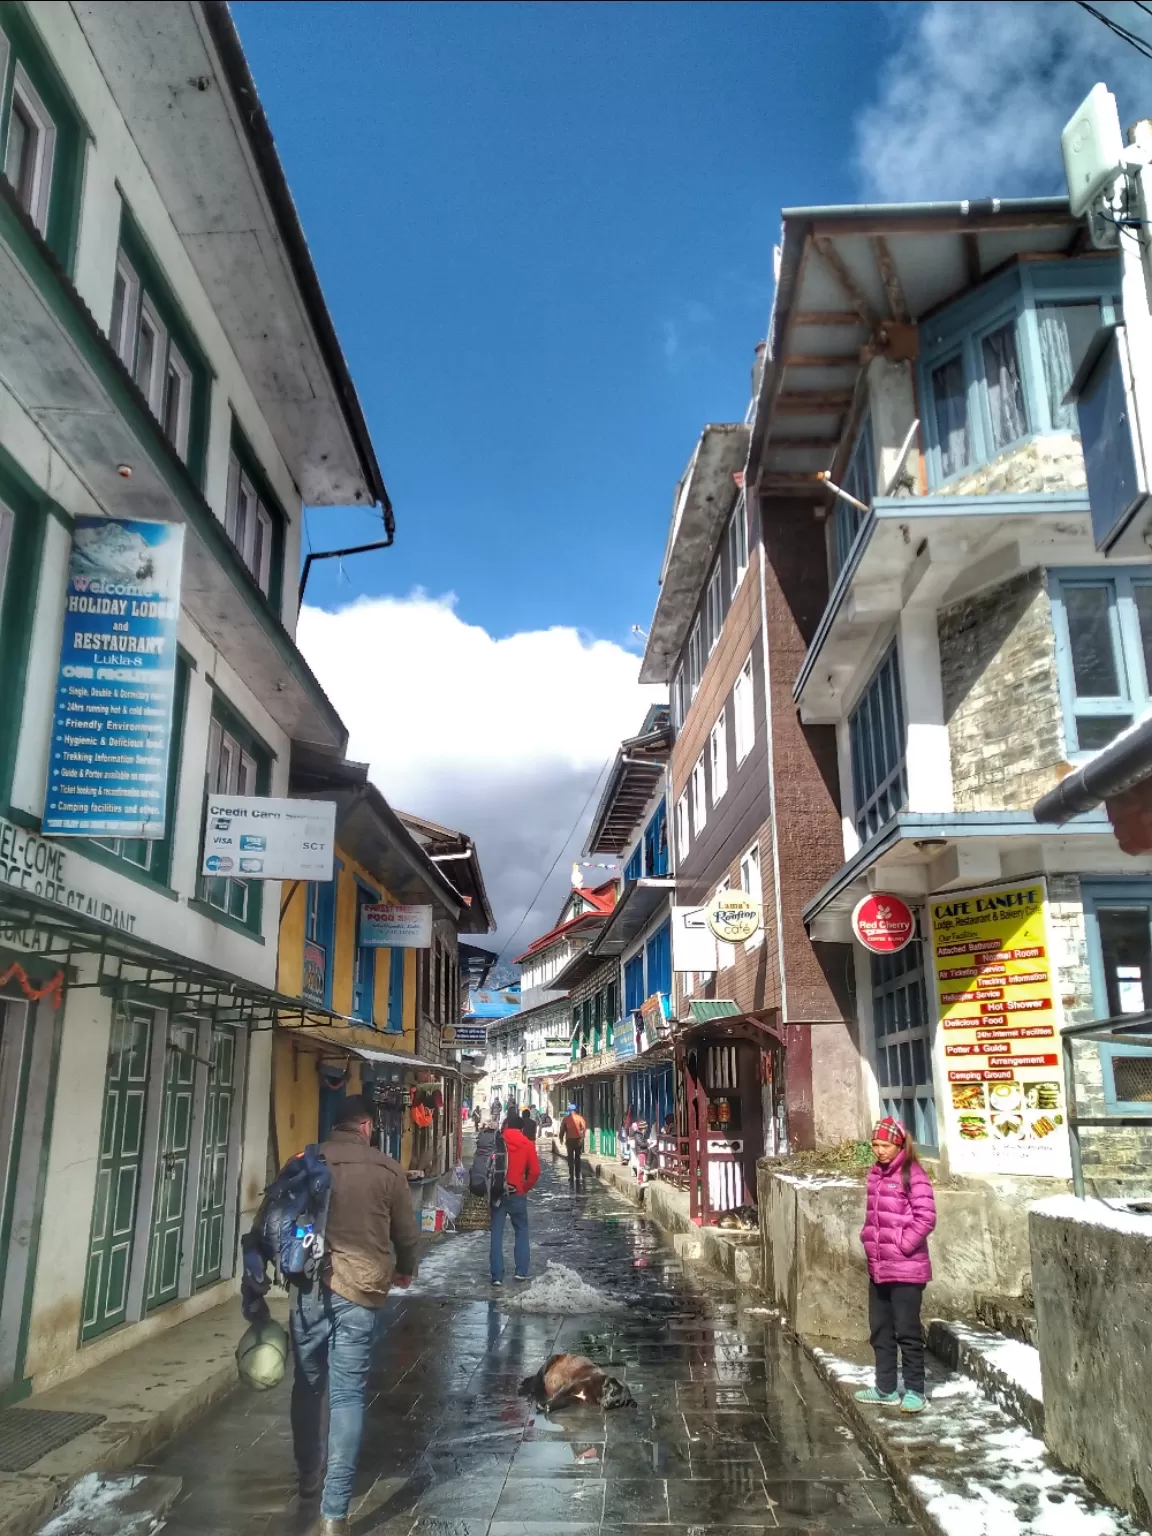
[241,1146,331,1321]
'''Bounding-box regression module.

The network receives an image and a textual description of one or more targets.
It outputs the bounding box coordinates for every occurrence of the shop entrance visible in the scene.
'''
[146,1021,198,1311]
[193,1027,237,1289]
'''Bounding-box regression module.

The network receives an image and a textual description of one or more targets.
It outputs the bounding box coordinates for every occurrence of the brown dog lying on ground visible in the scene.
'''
[519,1353,635,1412]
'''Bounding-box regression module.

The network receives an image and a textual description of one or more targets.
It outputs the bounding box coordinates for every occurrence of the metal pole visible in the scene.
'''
[1062,1030,1086,1200]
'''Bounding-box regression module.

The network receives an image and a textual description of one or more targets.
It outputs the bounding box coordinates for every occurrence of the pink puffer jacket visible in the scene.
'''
[859,1151,936,1284]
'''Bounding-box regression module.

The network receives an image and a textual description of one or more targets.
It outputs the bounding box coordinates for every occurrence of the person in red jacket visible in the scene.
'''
[490,1112,541,1286]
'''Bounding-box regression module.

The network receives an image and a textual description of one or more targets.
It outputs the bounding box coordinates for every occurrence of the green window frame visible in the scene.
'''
[0,4,86,272]
[195,695,271,936]
[0,446,49,813]
[85,656,189,891]
[225,420,286,614]
[110,208,211,487]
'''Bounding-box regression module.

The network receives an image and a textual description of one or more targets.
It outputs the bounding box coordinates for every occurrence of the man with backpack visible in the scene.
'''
[560,1102,587,1188]
[261,1095,419,1535]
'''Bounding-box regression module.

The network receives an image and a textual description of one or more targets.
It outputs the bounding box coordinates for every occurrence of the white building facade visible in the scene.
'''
[0,3,386,1397]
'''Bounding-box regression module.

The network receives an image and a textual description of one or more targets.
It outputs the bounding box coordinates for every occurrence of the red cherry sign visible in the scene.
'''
[852,893,915,954]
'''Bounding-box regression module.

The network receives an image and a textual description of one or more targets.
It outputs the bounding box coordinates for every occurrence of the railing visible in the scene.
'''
[1061,1011,1152,1199]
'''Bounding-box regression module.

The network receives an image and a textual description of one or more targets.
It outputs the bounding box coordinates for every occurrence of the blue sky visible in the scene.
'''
[233,0,1146,947]
[234,0,890,644]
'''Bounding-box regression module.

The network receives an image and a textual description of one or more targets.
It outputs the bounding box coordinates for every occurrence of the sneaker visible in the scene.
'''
[513,1274,531,1283]
[853,1387,900,1405]
[901,1391,927,1414]
[491,1279,503,1287]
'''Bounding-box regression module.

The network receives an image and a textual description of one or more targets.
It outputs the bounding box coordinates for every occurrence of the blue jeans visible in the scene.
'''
[290,1283,378,1520]
[490,1191,530,1281]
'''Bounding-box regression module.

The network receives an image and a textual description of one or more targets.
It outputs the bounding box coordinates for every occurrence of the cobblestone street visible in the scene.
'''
[143,1158,913,1535]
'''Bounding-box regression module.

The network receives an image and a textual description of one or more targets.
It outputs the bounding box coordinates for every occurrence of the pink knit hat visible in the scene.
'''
[872,1116,907,1146]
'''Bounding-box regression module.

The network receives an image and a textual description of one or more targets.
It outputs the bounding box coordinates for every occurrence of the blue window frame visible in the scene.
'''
[645,919,672,999]
[643,801,668,877]
[919,262,1122,489]
[1050,568,1152,757]
[624,845,642,883]
[871,941,938,1151]
[1082,882,1152,1116]
[304,875,337,1007]
[385,948,405,1033]
[624,952,645,1015]
[848,643,907,844]
[832,416,875,577]
[352,881,379,1024]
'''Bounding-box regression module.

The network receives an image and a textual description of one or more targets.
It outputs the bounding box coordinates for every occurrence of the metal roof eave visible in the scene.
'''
[591,878,677,957]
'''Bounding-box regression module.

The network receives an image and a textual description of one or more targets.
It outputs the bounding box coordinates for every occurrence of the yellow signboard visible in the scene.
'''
[929,879,1070,1176]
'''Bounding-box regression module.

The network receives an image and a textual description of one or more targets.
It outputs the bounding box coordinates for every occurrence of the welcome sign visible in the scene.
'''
[43,517,184,838]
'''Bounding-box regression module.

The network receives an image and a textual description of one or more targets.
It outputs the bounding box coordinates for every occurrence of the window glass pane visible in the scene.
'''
[1038,301,1102,431]
[4,97,35,209]
[982,322,1028,451]
[1098,907,1152,1016]
[1078,715,1131,750]
[135,314,157,400]
[932,355,971,478]
[1064,585,1121,696]
[110,269,127,358]
[1133,585,1152,690]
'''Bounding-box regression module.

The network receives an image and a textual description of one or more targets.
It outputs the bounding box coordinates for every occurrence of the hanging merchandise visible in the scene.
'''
[412,1104,433,1128]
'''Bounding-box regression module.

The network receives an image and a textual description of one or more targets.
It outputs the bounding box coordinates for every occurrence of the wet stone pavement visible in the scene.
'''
[148,1158,915,1535]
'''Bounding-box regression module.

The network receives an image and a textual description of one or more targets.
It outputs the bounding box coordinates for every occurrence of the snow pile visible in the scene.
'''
[39,1474,170,1536]
[502,1261,624,1315]
[1031,1195,1152,1240]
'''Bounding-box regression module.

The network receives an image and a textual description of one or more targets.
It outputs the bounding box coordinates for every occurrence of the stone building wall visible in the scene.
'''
[941,433,1087,497]
[939,569,1068,811]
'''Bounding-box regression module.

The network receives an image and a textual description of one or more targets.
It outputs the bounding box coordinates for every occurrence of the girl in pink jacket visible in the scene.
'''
[855,1116,936,1414]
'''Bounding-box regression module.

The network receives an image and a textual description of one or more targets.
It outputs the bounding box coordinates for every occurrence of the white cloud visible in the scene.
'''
[297,592,662,959]
[855,1,1152,201]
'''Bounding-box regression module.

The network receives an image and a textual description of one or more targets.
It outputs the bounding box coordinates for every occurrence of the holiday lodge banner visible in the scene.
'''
[929,879,1072,1177]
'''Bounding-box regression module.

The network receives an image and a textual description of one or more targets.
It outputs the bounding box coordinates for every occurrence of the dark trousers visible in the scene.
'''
[868,1280,925,1395]
[566,1140,583,1184]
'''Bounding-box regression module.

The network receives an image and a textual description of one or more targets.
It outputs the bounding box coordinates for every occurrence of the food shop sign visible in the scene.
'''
[852,893,915,954]
[929,880,1071,1176]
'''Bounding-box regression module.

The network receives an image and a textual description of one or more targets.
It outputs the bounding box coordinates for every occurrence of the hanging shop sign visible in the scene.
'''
[202,797,335,881]
[639,992,671,1051]
[613,1027,637,1062]
[672,906,719,972]
[706,889,762,944]
[852,893,915,954]
[928,879,1071,1177]
[44,517,184,839]
[302,940,327,1007]
[359,903,433,949]
[442,1023,487,1046]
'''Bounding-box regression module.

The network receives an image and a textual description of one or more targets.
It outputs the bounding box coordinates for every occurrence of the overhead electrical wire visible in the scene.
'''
[1076,0,1152,60]
[490,753,616,974]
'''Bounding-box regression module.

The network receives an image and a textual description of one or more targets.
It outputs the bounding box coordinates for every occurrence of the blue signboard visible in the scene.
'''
[43,517,184,838]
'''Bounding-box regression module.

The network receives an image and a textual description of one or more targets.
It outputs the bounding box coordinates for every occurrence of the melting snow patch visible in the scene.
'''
[1031,1195,1152,1240]
[38,1473,174,1536]
[503,1261,625,1315]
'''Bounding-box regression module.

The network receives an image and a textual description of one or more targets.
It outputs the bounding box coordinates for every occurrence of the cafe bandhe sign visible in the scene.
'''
[851,892,915,954]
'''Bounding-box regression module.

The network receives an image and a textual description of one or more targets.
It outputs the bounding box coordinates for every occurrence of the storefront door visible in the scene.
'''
[82,1008,153,1340]
[193,1027,236,1289]
[145,1021,197,1311]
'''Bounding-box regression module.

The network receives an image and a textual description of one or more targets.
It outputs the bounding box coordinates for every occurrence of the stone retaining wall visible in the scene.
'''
[758,1163,1049,1342]
[1031,1196,1152,1527]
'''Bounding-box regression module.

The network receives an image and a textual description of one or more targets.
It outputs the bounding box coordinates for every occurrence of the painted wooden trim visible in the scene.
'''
[176,1016,213,1301]
[124,1006,169,1326]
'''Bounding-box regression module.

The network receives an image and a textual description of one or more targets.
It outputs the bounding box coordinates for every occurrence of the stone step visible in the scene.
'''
[807,1337,1144,1536]
[926,1316,1044,1440]
[975,1289,1038,1346]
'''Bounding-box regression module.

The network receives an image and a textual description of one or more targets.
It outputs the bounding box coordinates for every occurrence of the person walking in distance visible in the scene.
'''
[560,1102,587,1188]
[491,1111,540,1286]
[855,1117,936,1415]
[291,1096,420,1532]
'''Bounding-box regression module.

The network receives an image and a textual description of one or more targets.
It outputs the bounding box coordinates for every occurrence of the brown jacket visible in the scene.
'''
[319,1128,420,1309]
